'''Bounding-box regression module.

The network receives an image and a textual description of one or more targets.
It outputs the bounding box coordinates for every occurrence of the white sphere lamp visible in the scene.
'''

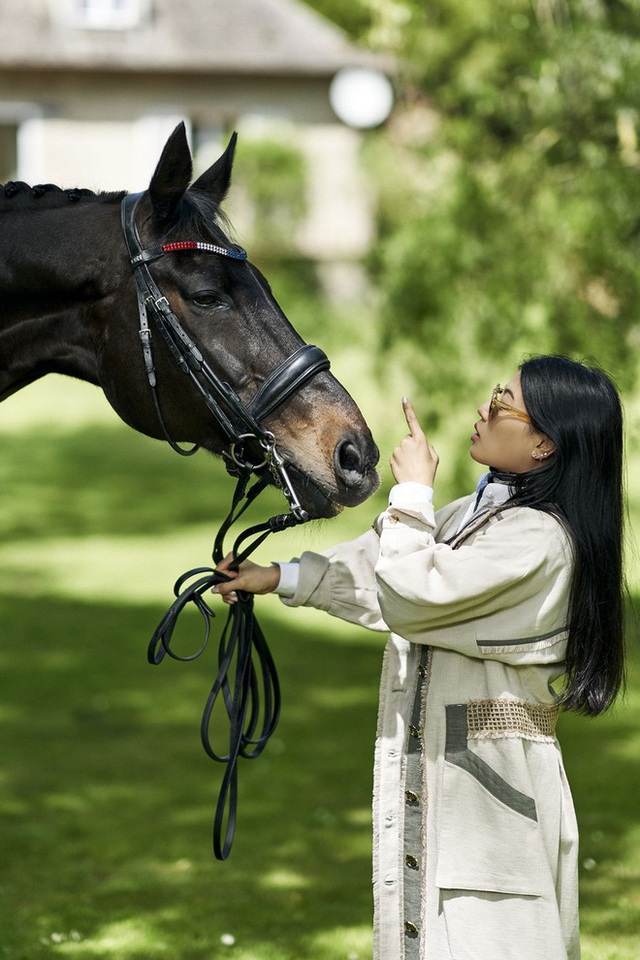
[329,66,394,129]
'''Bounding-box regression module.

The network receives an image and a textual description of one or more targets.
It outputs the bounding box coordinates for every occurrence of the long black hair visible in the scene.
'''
[508,355,625,715]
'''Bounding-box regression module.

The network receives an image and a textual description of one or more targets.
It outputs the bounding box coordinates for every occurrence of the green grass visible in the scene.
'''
[0,593,380,960]
[1,376,639,959]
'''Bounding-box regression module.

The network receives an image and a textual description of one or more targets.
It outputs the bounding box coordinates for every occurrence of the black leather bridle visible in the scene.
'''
[120,192,332,858]
[121,192,331,521]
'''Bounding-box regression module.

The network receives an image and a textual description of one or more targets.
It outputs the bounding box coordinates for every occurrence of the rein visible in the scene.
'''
[121,192,330,858]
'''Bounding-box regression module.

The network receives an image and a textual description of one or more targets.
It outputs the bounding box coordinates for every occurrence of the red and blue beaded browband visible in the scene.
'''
[131,239,248,266]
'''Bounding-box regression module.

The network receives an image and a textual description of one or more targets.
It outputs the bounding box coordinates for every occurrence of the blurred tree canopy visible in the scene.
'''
[305,0,640,428]
[232,138,307,258]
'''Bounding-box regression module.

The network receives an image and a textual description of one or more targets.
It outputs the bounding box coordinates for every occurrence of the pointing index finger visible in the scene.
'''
[402,396,424,437]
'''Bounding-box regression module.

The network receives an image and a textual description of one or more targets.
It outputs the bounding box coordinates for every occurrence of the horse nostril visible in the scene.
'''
[333,433,380,502]
[335,435,367,483]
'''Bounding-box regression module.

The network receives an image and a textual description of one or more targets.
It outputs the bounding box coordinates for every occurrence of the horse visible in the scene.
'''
[0,122,379,519]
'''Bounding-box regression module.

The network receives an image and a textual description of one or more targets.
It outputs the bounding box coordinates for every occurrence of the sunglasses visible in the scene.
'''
[488,384,531,424]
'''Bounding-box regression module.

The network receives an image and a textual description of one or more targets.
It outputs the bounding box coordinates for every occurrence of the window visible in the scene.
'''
[74,0,145,30]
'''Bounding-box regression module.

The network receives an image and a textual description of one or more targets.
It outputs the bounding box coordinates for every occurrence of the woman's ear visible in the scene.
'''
[531,437,557,461]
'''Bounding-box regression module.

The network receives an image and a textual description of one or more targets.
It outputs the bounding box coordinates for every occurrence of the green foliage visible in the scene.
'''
[378,1,640,377]
[307,1,640,493]
[230,138,336,344]
[300,0,374,39]
[231,138,307,258]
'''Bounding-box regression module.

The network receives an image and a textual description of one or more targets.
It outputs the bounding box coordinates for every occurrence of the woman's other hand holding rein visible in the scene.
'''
[212,556,280,603]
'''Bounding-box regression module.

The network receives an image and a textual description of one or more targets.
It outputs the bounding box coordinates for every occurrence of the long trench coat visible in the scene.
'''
[282,489,580,960]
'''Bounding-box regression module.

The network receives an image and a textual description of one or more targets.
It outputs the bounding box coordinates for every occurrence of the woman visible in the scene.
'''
[214,355,625,960]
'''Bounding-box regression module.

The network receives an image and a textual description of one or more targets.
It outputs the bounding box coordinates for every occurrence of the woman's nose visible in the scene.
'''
[478,402,489,420]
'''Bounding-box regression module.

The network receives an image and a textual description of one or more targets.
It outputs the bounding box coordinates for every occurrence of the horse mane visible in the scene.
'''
[0,181,126,209]
[0,180,236,245]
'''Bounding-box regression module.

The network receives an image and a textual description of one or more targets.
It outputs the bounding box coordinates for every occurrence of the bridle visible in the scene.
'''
[120,192,332,858]
[121,192,331,522]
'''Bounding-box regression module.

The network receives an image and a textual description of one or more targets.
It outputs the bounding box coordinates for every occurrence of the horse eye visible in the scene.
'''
[192,292,224,309]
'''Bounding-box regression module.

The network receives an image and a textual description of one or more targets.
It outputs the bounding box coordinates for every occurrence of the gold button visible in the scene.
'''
[405,921,419,935]
[405,790,420,804]
[418,663,427,678]
[405,854,419,869]
[409,724,420,739]
[388,514,399,524]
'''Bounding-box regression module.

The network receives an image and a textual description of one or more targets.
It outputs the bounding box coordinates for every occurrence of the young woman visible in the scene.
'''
[214,355,625,960]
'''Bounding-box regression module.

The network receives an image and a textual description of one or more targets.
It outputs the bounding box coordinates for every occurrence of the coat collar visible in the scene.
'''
[445,502,518,549]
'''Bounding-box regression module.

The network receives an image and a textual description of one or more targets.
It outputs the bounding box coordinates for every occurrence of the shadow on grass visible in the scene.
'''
[0,590,381,960]
[0,425,296,543]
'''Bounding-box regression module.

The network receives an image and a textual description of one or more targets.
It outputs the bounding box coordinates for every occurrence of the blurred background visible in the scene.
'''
[1,2,639,959]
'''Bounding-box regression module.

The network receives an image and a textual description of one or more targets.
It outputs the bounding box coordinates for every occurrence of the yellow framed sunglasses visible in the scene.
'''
[488,384,531,424]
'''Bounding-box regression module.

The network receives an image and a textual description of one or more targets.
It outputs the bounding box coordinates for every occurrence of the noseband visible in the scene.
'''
[120,192,332,859]
[121,192,331,522]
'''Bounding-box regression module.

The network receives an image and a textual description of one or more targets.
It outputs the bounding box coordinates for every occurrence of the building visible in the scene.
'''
[0,0,393,268]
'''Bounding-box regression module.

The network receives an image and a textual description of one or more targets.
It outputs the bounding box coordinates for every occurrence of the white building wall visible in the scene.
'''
[295,124,374,260]
[15,113,188,192]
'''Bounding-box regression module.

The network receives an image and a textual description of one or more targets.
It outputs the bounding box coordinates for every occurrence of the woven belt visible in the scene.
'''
[466,698,559,742]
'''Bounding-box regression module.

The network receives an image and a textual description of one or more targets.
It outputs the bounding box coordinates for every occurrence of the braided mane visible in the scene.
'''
[0,181,230,244]
[0,181,126,209]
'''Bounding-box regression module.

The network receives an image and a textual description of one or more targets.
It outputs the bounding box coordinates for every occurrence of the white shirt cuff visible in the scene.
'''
[388,482,434,508]
[272,561,299,599]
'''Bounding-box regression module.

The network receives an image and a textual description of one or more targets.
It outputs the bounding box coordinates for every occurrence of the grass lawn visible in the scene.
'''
[1,377,639,959]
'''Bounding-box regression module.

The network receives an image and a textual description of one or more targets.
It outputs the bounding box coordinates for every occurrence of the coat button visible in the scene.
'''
[405,790,420,804]
[405,921,419,936]
[405,854,419,869]
[418,662,427,678]
[409,724,420,739]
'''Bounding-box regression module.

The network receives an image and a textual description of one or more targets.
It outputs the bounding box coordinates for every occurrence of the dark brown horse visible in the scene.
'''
[0,123,379,518]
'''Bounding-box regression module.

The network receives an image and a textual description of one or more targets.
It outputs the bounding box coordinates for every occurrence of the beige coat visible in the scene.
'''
[283,492,580,960]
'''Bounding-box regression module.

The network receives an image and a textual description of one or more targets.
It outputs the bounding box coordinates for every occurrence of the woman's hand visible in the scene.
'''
[390,398,439,487]
[212,554,281,603]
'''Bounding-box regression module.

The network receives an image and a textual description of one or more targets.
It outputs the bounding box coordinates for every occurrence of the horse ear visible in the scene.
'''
[148,122,193,226]
[191,132,238,205]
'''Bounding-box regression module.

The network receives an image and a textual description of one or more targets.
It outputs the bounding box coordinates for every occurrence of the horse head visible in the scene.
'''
[97,124,379,518]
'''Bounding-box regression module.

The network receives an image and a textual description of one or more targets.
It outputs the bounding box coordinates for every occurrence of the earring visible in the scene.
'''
[532,450,549,460]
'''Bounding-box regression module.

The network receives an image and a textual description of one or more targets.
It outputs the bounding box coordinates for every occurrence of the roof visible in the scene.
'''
[0,0,390,76]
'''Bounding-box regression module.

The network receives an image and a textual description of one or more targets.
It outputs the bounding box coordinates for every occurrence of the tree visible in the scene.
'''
[304,0,640,458]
